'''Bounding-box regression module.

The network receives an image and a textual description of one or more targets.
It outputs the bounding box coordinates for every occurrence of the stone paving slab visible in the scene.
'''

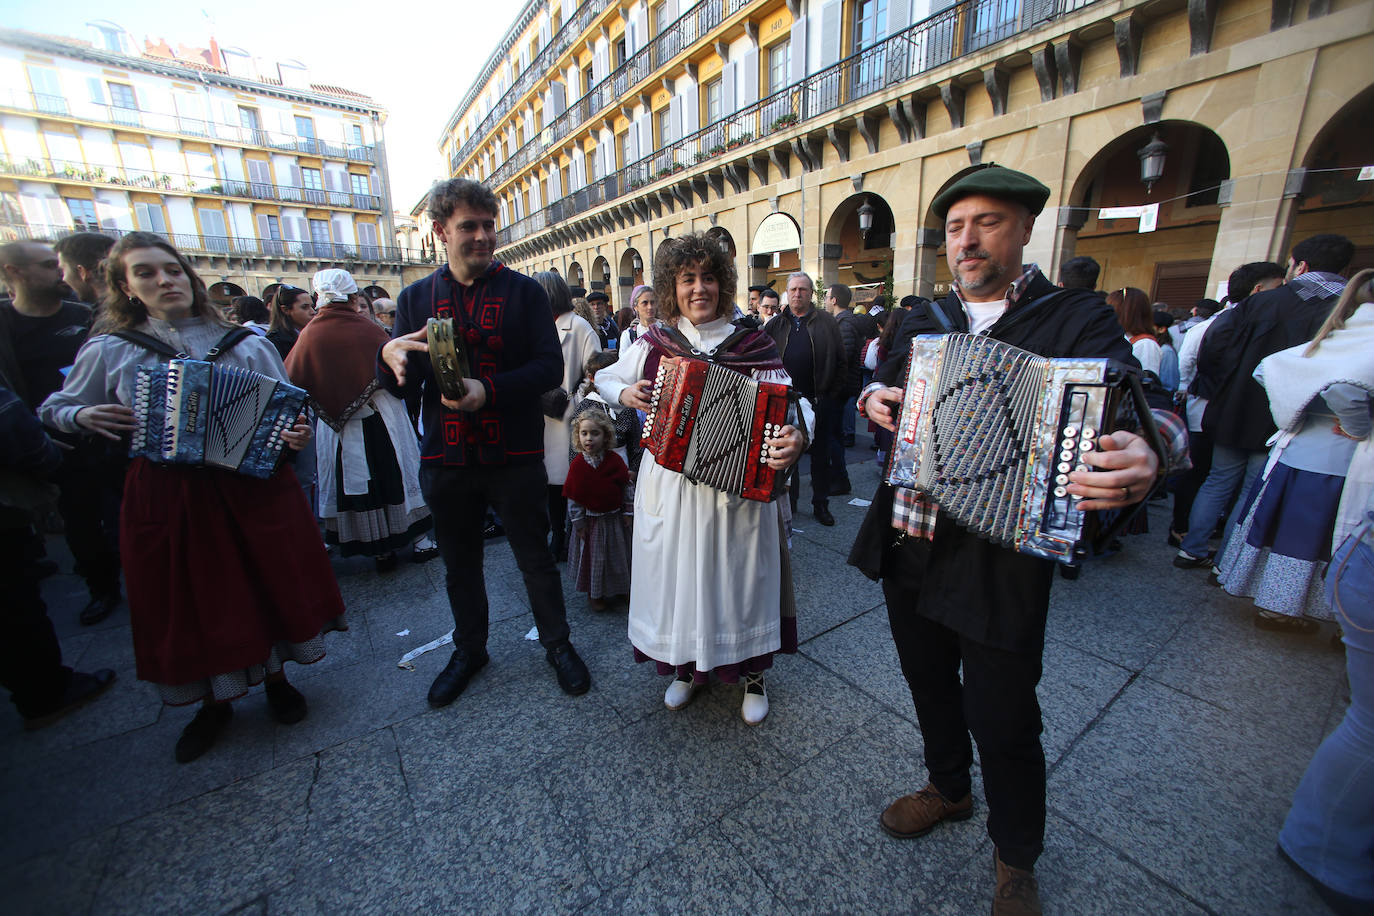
[0,439,1352,914]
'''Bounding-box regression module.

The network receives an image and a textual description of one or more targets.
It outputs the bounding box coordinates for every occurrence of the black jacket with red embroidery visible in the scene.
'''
[378,261,563,467]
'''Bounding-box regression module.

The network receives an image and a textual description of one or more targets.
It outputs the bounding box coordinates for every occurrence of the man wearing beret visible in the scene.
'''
[585,290,617,348]
[852,166,1161,914]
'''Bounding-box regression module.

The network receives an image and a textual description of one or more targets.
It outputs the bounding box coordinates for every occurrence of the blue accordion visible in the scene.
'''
[131,359,307,479]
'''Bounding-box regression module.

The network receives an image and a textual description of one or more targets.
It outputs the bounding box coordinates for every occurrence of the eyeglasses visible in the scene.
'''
[378,309,396,317]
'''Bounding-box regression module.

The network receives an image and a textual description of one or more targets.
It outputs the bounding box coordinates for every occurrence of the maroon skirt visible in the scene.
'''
[120,458,345,688]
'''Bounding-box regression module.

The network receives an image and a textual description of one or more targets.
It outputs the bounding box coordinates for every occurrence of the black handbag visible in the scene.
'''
[539,387,569,419]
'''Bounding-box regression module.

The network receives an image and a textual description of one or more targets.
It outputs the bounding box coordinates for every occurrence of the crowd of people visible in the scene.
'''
[1,165,1370,915]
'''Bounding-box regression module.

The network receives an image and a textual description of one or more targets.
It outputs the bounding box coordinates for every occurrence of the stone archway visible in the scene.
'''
[363,284,391,301]
[207,280,245,308]
[750,212,802,292]
[1291,85,1374,274]
[1060,121,1230,310]
[618,247,645,306]
[590,255,612,306]
[822,193,896,306]
[567,261,585,294]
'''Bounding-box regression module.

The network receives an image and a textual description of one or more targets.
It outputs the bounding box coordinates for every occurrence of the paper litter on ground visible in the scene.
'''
[848,498,872,507]
[525,626,540,641]
[396,629,453,670]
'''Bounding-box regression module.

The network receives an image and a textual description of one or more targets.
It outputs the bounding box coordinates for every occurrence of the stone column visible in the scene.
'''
[1204,169,1295,296]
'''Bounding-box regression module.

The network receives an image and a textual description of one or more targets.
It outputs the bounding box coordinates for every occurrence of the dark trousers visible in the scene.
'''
[421,463,570,654]
[1,524,72,719]
[54,442,124,598]
[884,581,1046,870]
[1171,427,1213,535]
[791,394,842,510]
[831,395,855,484]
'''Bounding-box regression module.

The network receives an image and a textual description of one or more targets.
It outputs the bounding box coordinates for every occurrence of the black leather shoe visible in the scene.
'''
[79,593,120,626]
[265,680,308,724]
[814,504,835,526]
[23,668,116,731]
[175,702,232,763]
[830,480,852,497]
[427,648,489,708]
[547,642,590,696]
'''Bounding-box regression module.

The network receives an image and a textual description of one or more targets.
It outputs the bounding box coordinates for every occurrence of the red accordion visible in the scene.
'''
[641,358,793,502]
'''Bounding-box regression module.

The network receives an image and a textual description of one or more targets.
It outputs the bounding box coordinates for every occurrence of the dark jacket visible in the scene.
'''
[852,270,1136,652]
[378,262,563,467]
[832,310,866,398]
[764,306,845,399]
[1197,282,1339,451]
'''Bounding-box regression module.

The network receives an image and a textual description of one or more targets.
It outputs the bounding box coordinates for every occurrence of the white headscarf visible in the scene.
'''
[312,269,358,303]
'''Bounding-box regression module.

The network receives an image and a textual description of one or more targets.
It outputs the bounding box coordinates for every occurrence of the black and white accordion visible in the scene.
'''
[642,358,793,502]
[131,359,307,479]
[886,333,1157,563]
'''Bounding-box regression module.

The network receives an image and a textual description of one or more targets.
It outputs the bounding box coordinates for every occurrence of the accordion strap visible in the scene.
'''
[110,327,254,362]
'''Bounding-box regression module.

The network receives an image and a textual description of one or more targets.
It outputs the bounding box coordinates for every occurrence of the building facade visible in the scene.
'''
[440,0,1374,311]
[0,24,414,303]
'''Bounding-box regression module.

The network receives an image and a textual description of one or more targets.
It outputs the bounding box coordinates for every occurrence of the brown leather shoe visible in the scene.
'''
[992,848,1042,915]
[879,783,974,839]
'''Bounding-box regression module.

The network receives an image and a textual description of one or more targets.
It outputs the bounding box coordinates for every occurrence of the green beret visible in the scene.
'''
[931,165,1051,221]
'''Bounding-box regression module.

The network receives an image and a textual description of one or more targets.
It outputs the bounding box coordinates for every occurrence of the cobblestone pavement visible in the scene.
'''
[0,442,1345,914]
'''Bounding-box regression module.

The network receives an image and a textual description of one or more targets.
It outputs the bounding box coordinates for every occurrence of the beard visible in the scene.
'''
[955,249,1009,296]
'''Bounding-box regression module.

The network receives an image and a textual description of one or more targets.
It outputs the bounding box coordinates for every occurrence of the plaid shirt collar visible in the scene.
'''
[951,264,1041,316]
[1289,271,1345,302]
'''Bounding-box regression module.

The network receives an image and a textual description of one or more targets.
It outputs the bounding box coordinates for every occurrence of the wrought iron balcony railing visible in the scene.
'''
[0,157,382,211]
[496,0,1097,247]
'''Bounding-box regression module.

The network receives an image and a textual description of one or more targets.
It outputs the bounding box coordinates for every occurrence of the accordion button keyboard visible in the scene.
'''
[1057,462,1071,473]
[1082,427,1096,439]
[1062,426,1078,438]
[1053,486,1067,498]
[1055,474,1069,486]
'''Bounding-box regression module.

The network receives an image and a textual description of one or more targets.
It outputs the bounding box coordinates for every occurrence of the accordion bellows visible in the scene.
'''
[886,333,1130,563]
[132,359,307,479]
[642,359,792,502]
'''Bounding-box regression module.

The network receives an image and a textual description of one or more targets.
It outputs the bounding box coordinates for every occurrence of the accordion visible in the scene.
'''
[886,333,1157,563]
[131,359,308,479]
[642,358,793,502]
[426,317,470,400]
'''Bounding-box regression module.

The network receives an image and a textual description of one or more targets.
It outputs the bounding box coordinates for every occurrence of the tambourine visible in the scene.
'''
[426,317,469,400]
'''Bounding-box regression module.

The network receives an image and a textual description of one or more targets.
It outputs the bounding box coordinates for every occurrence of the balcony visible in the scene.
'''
[448,0,616,173]
[0,221,430,265]
[0,91,378,163]
[478,0,743,189]
[0,156,382,211]
[496,0,1100,248]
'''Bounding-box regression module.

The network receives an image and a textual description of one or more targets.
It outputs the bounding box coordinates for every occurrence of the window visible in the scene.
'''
[350,173,370,197]
[134,202,167,236]
[263,214,283,254]
[615,37,627,67]
[658,107,672,150]
[26,66,66,115]
[108,82,139,126]
[239,106,261,135]
[308,218,331,257]
[294,115,316,138]
[198,208,229,252]
[852,0,888,92]
[705,77,723,126]
[582,64,594,97]
[348,124,364,147]
[621,131,633,169]
[108,82,137,110]
[301,168,324,190]
[65,198,98,230]
[768,40,790,94]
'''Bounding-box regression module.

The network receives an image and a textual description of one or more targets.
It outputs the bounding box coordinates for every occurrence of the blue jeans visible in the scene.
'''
[1180,444,1265,558]
[1279,518,1374,902]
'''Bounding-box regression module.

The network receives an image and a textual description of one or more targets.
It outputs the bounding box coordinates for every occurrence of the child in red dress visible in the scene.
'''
[562,411,633,609]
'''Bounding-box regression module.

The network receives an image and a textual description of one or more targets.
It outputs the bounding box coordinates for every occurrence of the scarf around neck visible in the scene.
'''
[284,305,390,429]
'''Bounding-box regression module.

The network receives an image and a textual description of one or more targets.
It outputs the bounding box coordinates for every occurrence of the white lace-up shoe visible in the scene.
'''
[741,673,768,725]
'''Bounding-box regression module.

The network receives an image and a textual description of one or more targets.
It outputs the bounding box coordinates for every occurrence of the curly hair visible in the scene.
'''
[572,408,616,448]
[95,232,229,334]
[426,178,498,225]
[652,232,737,325]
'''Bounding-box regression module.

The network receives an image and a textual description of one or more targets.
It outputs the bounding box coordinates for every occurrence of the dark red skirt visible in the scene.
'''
[120,458,345,687]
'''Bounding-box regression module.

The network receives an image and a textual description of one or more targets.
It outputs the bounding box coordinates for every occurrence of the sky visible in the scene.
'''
[7,1,516,215]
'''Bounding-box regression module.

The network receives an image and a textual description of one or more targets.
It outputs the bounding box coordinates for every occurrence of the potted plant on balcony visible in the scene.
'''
[771,113,799,130]
[709,144,726,157]
[158,174,172,189]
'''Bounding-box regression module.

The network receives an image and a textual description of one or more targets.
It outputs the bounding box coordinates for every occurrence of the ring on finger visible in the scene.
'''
[1120,485,1130,500]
